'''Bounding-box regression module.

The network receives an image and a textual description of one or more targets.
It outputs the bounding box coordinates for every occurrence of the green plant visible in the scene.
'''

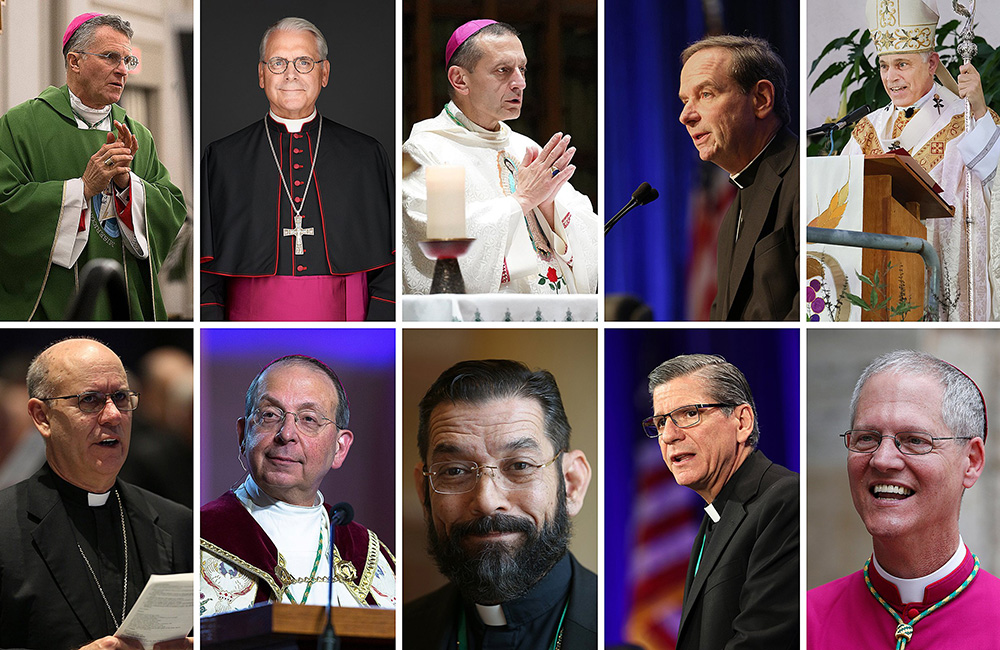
[843,262,921,321]
[809,21,1000,156]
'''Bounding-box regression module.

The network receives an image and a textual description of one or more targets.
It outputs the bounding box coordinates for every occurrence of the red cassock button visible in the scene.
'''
[294,163,303,169]
[294,180,303,186]
[293,133,303,139]
[293,148,302,154]
[294,196,302,203]
[907,608,919,619]
[297,265,306,271]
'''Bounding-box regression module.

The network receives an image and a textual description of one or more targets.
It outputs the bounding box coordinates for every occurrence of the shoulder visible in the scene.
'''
[808,570,863,611]
[570,552,597,592]
[204,121,266,155]
[121,479,192,523]
[404,581,459,622]
[319,117,384,149]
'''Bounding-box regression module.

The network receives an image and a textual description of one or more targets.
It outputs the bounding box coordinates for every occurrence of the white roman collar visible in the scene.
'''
[704,502,721,523]
[872,536,965,604]
[476,603,508,626]
[88,490,112,507]
[269,109,317,133]
[730,132,778,188]
[69,88,112,129]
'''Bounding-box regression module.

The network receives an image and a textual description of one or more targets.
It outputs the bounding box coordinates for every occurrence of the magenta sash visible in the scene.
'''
[226,274,368,321]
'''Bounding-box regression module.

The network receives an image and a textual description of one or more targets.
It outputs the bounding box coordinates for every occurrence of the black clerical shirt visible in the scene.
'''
[465,553,572,650]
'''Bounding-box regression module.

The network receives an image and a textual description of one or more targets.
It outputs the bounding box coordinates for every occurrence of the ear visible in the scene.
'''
[258,62,266,90]
[750,79,776,120]
[28,398,52,439]
[414,462,428,508]
[927,52,940,76]
[447,65,470,96]
[562,449,592,517]
[330,429,354,469]
[734,403,754,445]
[319,60,330,88]
[66,52,82,73]
[962,436,986,489]
[237,417,248,455]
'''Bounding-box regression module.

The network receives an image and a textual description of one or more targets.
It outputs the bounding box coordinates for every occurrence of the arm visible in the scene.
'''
[954,64,999,195]
[726,476,799,650]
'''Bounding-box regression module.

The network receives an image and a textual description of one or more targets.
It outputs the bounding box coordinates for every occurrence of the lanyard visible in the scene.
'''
[457,599,569,650]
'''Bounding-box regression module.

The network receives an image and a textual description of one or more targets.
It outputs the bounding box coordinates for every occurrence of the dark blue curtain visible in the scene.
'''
[605,0,800,321]
[604,328,800,646]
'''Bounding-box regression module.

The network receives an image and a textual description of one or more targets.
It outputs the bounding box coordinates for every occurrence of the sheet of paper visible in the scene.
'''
[115,573,194,649]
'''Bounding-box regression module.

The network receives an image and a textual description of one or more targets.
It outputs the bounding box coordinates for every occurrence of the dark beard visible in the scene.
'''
[425,488,571,604]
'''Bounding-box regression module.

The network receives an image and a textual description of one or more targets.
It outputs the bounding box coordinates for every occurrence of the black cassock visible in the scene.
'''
[201,114,395,321]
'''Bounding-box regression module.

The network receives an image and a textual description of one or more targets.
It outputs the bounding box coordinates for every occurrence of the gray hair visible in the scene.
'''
[850,350,986,442]
[26,336,115,399]
[681,34,790,126]
[63,15,134,68]
[244,355,350,429]
[259,17,328,62]
[647,354,761,448]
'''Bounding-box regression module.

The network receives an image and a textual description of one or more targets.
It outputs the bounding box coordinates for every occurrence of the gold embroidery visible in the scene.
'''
[852,118,884,156]
[913,113,965,171]
[201,539,283,601]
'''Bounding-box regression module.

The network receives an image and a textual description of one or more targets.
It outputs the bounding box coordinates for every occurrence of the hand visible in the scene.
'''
[77,636,143,650]
[152,636,194,649]
[512,132,577,224]
[958,63,987,120]
[83,131,133,201]
[112,120,138,190]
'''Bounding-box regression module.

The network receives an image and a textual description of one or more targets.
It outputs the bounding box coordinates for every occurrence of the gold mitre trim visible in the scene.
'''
[867,0,939,55]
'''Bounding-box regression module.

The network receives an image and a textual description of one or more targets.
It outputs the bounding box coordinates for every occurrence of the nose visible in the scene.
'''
[97,397,123,424]
[274,412,301,442]
[679,101,698,126]
[511,68,526,90]
[468,466,511,516]
[869,435,906,472]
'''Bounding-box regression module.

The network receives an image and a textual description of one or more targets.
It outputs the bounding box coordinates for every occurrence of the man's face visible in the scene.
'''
[70,25,131,109]
[452,34,527,131]
[258,29,330,120]
[879,53,936,108]
[678,47,761,174]
[652,373,751,501]
[31,340,132,492]
[849,371,979,546]
[239,362,352,506]
[416,397,570,603]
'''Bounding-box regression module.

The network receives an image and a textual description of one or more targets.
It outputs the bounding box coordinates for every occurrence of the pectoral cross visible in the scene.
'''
[282,214,314,255]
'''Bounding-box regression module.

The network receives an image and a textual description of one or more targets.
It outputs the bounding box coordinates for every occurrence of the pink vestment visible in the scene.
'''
[807,547,1000,649]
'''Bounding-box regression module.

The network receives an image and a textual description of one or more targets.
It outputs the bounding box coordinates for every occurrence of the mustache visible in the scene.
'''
[450,514,535,539]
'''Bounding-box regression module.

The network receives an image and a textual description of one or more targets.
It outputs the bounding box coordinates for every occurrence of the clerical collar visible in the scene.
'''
[47,463,115,507]
[703,448,757,521]
[703,502,721,523]
[730,132,778,190]
[239,473,324,509]
[872,537,965,604]
[269,109,317,133]
[893,86,935,119]
[68,87,112,129]
[442,101,510,144]
[472,552,572,628]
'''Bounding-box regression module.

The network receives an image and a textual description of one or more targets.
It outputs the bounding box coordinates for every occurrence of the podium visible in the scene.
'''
[201,604,394,649]
[860,154,953,321]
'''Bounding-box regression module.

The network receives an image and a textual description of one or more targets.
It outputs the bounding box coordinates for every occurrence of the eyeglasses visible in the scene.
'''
[642,403,736,438]
[422,452,562,494]
[262,57,324,74]
[251,406,335,437]
[841,430,972,455]
[40,390,140,413]
[73,51,139,71]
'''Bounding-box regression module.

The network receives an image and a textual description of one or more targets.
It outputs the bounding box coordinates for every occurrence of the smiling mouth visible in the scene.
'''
[871,484,914,500]
[97,438,120,447]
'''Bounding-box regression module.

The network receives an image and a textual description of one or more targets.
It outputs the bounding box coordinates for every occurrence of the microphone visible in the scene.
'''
[605,182,660,235]
[319,502,354,650]
[806,104,871,136]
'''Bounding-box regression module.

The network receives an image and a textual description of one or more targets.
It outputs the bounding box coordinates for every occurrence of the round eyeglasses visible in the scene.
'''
[251,406,335,437]
[39,390,140,413]
[642,403,736,438]
[422,452,562,494]
[841,430,972,455]
[262,56,324,75]
[73,51,139,71]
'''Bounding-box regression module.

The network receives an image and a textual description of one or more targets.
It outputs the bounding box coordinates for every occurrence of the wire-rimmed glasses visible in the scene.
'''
[422,451,562,494]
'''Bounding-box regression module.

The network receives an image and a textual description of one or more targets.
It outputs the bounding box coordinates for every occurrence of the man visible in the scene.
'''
[843,1,1000,321]
[0,14,186,321]
[678,36,799,321]
[646,354,797,649]
[405,360,596,648]
[808,350,998,648]
[402,21,600,295]
[0,338,192,649]
[200,355,395,613]
[201,17,394,321]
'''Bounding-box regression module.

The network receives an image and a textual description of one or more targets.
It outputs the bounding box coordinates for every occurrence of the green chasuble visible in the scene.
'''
[0,85,185,320]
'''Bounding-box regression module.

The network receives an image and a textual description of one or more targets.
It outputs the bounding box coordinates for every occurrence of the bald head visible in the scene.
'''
[26,338,132,492]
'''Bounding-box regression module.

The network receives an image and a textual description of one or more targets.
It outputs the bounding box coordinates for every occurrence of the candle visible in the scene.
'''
[426,166,466,239]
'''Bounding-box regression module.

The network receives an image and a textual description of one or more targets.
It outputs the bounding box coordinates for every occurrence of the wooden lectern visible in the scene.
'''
[201,603,394,649]
[861,154,953,321]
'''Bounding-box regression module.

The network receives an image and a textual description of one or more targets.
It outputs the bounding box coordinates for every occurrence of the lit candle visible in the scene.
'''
[426,166,466,239]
